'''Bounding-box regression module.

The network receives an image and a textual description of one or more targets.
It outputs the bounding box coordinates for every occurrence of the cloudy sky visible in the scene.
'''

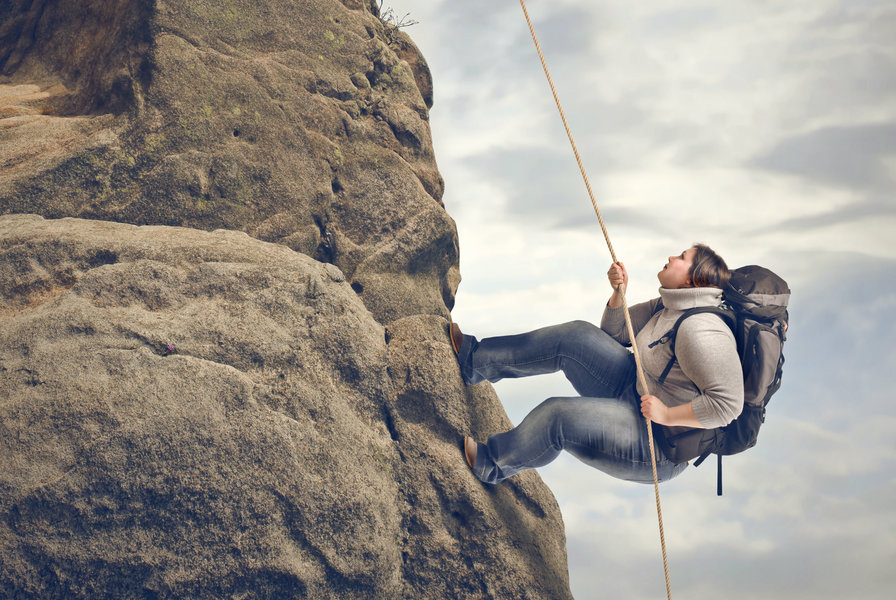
[385,1,895,598]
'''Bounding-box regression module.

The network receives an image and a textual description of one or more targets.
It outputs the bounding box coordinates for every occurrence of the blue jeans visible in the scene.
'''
[457,320,688,484]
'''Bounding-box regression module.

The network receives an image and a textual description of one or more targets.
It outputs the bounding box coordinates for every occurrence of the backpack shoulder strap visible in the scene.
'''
[656,306,735,385]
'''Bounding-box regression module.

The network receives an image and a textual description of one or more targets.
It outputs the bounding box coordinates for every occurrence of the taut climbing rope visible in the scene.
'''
[517,1,673,598]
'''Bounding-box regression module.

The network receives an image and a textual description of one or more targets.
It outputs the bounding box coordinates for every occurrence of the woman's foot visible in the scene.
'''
[463,436,477,469]
[449,322,463,355]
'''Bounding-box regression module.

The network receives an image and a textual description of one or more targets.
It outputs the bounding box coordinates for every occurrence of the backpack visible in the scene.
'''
[652,265,790,495]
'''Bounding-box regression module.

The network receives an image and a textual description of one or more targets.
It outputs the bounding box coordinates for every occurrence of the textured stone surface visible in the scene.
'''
[0,0,457,325]
[0,214,572,599]
[0,1,573,597]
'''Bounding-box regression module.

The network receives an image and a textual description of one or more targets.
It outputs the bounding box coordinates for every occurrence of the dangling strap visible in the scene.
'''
[692,448,723,496]
[717,454,723,496]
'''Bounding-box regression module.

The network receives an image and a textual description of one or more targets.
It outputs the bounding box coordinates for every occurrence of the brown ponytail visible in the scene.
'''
[689,243,731,289]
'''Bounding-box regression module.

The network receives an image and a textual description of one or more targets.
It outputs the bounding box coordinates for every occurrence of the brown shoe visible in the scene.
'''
[463,436,477,468]
[449,322,463,355]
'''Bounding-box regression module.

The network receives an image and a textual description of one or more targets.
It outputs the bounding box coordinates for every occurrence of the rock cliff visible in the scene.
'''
[0,1,572,599]
[1,0,454,324]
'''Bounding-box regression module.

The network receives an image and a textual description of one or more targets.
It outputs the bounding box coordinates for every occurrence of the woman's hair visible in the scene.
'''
[689,243,731,289]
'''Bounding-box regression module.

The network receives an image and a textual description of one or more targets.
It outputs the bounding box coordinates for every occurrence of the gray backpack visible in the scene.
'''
[652,266,790,495]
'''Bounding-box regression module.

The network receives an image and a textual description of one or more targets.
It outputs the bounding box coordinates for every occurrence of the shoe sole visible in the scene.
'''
[464,436,476,468]
[450,322,462,355]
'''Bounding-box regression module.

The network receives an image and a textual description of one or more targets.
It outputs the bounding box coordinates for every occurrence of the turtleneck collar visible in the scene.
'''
[658,286,723,311]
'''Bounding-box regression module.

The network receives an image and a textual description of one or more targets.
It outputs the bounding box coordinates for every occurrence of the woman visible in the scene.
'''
[452,244,743,485]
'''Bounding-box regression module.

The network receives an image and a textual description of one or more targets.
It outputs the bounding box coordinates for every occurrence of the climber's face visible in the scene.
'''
[658,248,695,289]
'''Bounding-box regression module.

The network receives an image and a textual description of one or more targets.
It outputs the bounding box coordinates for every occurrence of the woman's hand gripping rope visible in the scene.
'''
[640,394,669,424]
[607,261,628,309]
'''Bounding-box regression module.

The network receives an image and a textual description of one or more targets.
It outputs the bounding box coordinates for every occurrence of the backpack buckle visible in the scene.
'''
[648,331,672,349]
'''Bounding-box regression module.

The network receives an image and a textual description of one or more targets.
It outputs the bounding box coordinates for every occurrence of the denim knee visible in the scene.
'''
[556,320,602,342]
[554,321,634,396]
[530,396,567,448]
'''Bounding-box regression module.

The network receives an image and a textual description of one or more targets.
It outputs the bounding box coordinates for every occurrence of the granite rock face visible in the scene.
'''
[0,0,456,324]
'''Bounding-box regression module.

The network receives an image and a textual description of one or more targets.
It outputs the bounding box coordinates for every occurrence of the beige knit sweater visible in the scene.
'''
[601,287,744,428]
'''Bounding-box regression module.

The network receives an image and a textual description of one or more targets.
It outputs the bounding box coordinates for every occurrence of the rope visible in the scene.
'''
[517,1,673,598]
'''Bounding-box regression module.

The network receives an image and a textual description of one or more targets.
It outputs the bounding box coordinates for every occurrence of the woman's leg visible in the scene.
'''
[457,320,635,398]
[471,391,687,485]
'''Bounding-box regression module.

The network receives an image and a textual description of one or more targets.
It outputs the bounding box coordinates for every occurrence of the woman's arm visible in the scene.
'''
[601,261,660,344]
[676,317,744,427]
[641,313,743,428]
[640,396,704,428]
